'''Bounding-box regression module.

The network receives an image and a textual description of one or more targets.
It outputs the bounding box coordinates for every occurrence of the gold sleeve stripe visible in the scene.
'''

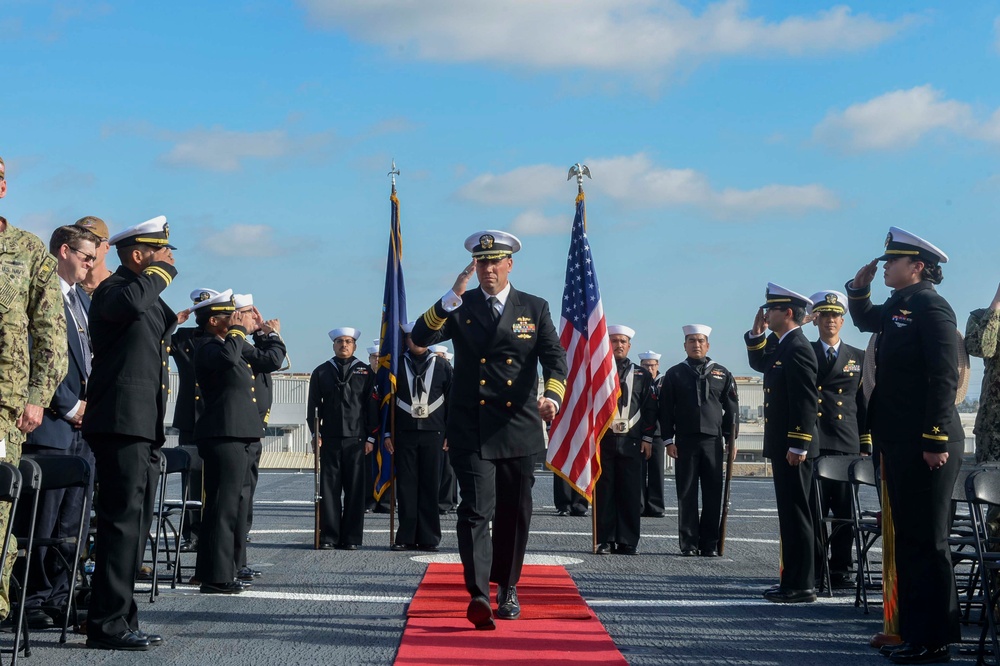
[922,433,948,442]
[860,434,872,444]
[227,329,247,340]
[423,306,446,331]
[788,432,813,442]
[746,339,767,352]
[848,290,870,300]
[144,265,173,285]
[545,378,566,400]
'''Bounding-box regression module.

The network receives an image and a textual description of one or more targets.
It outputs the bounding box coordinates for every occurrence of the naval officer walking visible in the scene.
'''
[411,230,567,630]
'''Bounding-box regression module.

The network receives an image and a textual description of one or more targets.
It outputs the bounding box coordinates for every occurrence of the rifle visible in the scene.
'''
[718,422,738,556]
[313,408,322,550]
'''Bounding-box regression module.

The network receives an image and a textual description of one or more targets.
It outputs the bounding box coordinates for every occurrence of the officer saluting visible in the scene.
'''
[85,215,176,650]
[658,325,738,557]
[745,284,819,604]
[411,230,567,630]
[385,321,452,552]
[807,290,869,588]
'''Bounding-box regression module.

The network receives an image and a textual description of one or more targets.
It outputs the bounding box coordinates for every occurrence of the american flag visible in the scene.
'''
[546,191,619,501]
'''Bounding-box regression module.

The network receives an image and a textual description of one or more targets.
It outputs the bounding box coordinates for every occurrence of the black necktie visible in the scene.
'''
[487,296,500,323]
[826,347,837,373]
[67,289,92,376]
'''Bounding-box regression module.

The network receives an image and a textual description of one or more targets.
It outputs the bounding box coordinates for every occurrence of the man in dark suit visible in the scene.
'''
[411,230,567,630]
[745,283,819,604]
[847,227,962,664]
[20,225,100,630]
[83,216,177,651]
[807,290,869,588]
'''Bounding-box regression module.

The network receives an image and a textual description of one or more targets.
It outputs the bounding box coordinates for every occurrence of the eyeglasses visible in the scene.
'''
[67,246,97,263]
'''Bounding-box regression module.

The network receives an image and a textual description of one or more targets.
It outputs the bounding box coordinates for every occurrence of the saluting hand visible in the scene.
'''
[991,282,1000,312]
[153,246,175,267]
[230,309,259,334]
[751,308,768,337]
[177,308,191,325]
[452,260,477,296]
[851,259,879,290]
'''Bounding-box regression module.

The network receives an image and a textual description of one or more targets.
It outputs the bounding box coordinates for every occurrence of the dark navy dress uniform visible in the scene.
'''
[596,359,656,551]
[846,270,963,648]
[811,337,869,576]
[193,325,264,586]
[84,259,176,642]
[658,357,738,555]
[307,356,378,548]
[746,324,819,593]
[641,373,667,517]
[168,325,210,543]
[411,285,567,601]
[390,349,451,548]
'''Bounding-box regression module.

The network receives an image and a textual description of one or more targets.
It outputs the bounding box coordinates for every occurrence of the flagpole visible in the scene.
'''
[387,160,400,548]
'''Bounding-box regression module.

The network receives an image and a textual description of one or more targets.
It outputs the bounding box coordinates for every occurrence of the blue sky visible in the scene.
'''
[2,1,997,396]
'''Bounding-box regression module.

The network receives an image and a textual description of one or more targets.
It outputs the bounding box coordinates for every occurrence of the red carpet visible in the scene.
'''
[396,564,627,665]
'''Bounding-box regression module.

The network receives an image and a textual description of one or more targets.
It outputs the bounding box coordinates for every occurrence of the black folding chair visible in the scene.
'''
[966,468,1000,665]
[19,454,92,643]
[148,447,198,599]
[812,454,863,597]
[5,458,42,664]
[0,462,23,666]
[848,456,881,613]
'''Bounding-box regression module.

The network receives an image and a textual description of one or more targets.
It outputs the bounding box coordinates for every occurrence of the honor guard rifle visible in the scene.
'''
[313,408,321,550]
[718,422,738,556]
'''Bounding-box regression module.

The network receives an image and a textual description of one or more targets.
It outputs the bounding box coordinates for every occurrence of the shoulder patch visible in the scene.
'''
[37,255,57,284]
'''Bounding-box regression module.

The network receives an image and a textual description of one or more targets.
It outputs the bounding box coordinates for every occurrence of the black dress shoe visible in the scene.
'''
[416,544,440,552]
[390,543,413,551]
[237,567,260,581]
[570,508,589,517]
[318,542,336,550]
[828,572,854,589]
[762,587,817,603]
[179,539,198,553]
[880,642,909,657]
[466,596,495,630]
[556,509,569,516]
[134,630,163,646]
[642,511,665,518]
[26,607,55,629]
[681,548,699,557]
[86,629,151,651]
[700,549,720,557]
[200,582,244,595]
[335,543,359,551]
[889,644,949,664]
[615,544,638,556]
[595,542,612,555]
[496,585,520,620]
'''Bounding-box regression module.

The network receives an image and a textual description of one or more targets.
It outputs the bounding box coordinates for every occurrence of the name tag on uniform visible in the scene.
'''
[411,404,429,419]
[612,419,629,434]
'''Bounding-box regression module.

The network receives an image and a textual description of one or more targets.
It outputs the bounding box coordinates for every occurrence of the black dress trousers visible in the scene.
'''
[450,449,535,599]
[674,434,724,553]
[595,435,643,548]
[641,436,666,516]
[319,436,367,546]
[553,475,589,515]
[394,430,443,547]
[771,455,815,591]
[235,439,263,569]
[196,438,253,585]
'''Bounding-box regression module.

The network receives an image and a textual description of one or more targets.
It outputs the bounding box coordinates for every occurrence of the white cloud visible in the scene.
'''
[158,127,333,172]
[814,85,973,151]
[457,153,838,218]
[510,209,570,236]
[199,224,313,257]
[298,0,910,75]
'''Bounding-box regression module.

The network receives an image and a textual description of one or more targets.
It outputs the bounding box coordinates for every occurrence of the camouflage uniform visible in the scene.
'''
[967,308,1000,463]
[0,216,68,620]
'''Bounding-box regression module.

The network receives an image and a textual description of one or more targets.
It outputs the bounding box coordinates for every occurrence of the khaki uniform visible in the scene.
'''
[0,217,68,619]
[966,308,1000,462]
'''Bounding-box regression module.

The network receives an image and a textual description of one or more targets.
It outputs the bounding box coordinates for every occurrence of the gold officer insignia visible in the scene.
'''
[825,293,838,305]
[885,231,892,247]
[164,222,170,238]
[899,309,911,316]
[932,426,941,434]
[480,234,494,249]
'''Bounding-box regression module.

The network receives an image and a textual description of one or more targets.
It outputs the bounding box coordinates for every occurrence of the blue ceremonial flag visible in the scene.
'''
[375,188,406,500]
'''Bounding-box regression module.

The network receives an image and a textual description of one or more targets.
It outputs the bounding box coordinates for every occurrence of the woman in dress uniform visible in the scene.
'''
[192,292,263,595]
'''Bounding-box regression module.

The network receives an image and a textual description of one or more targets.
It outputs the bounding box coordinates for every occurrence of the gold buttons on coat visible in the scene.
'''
[506,359,512,365]
[479,400,485,406]
[837,414,843,420]
[506,402,512,407]
[818,413,823,417]
[817,386,823,391]
[838,388,843,394]
[506,380,512,386]
[480,358,486,364]
[837,401,843,406]
[479,380,486,386]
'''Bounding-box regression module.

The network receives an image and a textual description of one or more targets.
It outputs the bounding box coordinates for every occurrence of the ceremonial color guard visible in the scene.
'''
[658,325,738,557]
[595,326,656,556]
[411,230,567,630]
[846,228,963,664]
[746,284,819,603]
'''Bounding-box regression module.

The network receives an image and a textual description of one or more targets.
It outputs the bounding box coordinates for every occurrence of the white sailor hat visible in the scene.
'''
[638,351,661,361]
[445,352,454,361]
[190,289,235,314]
[233,293,253,309]
[109,215,175,249]
[682,324,713,338]
[366,345,379,355]
[878,226,948,265]
[808,291,847,315]
[329,327,361,342]
[190,288,220,304]
[401,321,416,334]
[607,325,636,340]
[760,283,813,311]
[429,344,448,355]
[464,230,521,260]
